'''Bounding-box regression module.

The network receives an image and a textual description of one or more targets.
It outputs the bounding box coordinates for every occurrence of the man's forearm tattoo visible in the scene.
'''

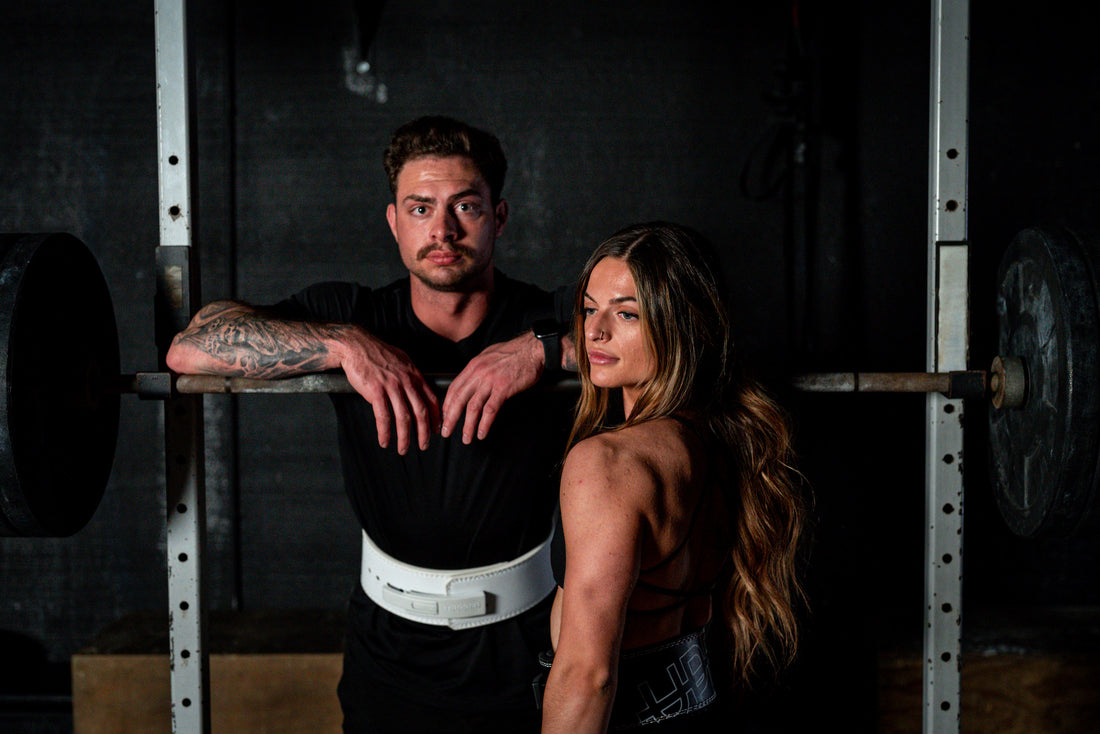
[176,303,346,378]
[562,350,578,373]
[560,335,579,373]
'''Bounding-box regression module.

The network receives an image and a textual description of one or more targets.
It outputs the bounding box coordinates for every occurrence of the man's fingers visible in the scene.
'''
[475,398,502,442]
[460,391,489,444]
[386,384,414,455]
[385,375,439,454]
[445,376,520,443]
[358,377,415,454]
[440,377,473,439]
[362,386,394,450]
[350,354,441,452]
[409,376,441,450]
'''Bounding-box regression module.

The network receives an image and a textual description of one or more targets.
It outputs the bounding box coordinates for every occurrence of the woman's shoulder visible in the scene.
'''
[568,418,681,460]
[563,418,694,494]
[564,430,640,478]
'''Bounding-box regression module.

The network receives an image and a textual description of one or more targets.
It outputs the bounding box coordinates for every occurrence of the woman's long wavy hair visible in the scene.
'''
[568,221,807,685]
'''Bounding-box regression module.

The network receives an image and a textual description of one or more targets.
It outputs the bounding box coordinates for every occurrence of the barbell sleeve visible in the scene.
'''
[174,373,361,394]
[791,370,990,399]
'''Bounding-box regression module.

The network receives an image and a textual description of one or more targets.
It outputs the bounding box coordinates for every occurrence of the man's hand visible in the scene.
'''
[333,329,441,454]
[441,330,544,443]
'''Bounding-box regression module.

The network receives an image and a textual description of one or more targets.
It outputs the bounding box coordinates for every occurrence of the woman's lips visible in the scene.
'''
[587,349,617,365]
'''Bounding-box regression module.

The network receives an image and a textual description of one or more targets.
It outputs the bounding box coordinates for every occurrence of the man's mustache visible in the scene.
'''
[417,243,475,260]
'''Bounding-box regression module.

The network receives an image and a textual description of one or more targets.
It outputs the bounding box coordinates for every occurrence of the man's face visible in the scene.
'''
[386,155,507,293]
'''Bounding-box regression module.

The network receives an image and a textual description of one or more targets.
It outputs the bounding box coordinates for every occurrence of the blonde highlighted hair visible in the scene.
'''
[569,221,807,684]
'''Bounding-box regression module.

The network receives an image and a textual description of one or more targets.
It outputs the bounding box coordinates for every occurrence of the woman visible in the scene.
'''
[539,222,807,733]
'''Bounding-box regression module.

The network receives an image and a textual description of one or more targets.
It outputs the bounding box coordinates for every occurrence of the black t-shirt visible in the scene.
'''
[272,269,574,712]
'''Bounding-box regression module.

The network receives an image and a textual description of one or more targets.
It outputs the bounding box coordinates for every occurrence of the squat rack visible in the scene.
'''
[153,1,209,732]
[924,1,970,731]
[150,1,970,731]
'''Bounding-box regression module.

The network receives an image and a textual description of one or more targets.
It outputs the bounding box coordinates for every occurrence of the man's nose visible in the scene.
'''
[430,209,458,242]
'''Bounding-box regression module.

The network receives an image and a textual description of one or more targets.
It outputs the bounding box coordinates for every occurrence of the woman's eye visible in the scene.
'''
[619,311,638,321]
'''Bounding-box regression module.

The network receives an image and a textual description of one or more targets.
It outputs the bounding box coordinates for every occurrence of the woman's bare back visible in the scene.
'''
[551,415,730,651]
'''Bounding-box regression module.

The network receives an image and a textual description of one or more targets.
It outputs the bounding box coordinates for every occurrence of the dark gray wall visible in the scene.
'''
[1,0,1097,731]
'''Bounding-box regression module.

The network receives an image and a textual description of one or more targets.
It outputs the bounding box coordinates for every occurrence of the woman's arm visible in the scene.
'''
[542,436,653,734]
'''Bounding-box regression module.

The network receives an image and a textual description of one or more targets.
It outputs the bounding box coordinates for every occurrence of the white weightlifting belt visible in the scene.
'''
[360,529,555,630]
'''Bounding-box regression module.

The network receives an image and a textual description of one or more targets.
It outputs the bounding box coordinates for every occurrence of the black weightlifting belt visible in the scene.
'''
[534,626,718,730]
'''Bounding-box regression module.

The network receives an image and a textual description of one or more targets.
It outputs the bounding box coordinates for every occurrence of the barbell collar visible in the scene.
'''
[947,370,990,400]
[989,356,1027,410]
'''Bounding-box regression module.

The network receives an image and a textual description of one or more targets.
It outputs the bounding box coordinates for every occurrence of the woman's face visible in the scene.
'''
[582,257,656,409]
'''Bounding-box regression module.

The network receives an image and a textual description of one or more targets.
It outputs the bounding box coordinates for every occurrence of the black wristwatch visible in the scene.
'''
[531,319,562,373]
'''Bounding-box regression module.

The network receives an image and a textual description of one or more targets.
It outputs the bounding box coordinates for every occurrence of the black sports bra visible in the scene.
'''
[629,481,719,615]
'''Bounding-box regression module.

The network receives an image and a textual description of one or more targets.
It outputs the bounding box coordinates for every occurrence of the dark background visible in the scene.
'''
[1,1,1097,731]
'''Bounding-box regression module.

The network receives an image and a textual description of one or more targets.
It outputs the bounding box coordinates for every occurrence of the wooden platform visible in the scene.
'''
[71,606,1100,733]
[71,610,345,734]
[879,650,1100,734]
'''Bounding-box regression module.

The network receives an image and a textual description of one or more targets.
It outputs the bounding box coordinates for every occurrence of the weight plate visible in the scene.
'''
[0,233,120,536]
[989,227,1100,538]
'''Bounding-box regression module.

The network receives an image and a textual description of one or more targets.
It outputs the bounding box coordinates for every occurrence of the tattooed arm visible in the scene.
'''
[166,301,343,378]
[166,300,440,453]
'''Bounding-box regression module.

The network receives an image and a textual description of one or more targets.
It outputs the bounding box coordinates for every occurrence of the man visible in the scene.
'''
[166,116,575,733]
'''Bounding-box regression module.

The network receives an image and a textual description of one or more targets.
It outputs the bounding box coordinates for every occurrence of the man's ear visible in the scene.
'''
[494,199,509,237]
[386,202,398,241]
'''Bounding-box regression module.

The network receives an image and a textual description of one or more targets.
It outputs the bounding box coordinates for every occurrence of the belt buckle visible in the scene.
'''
[380,584,488,619]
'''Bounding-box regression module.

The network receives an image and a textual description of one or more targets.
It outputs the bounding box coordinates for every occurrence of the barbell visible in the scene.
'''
[0,228,1094,540]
